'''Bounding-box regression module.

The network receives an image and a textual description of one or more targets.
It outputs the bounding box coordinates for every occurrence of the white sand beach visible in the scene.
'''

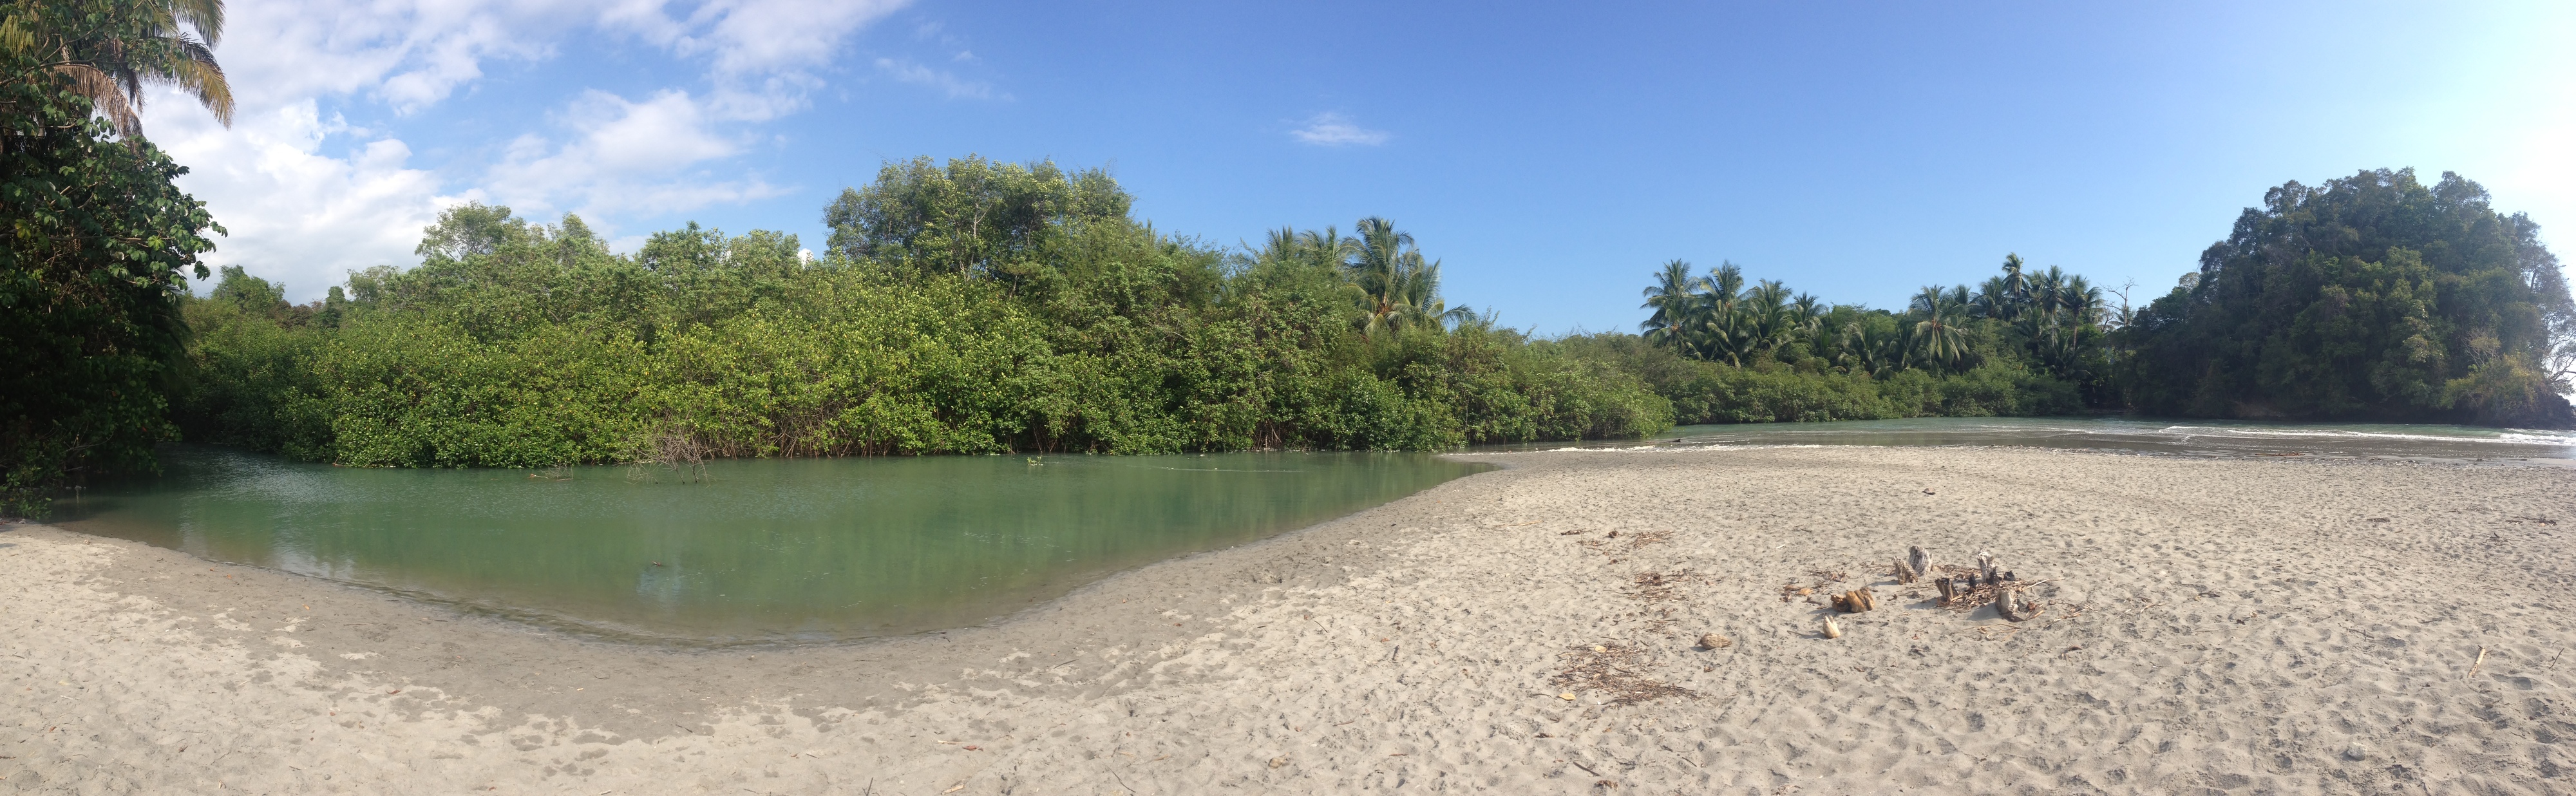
[5,446,2573,794]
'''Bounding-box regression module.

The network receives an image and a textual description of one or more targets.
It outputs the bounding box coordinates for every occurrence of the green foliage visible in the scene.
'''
[1,3,222,516]
[1552,334,2078,424]
[2121,169,2575,427]
[1615,250,2103,424]
[822,155,1129,281]
[182,161,1672,466]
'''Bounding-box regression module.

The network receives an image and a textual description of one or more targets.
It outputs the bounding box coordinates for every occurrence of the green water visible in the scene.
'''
[57,448,1488,645]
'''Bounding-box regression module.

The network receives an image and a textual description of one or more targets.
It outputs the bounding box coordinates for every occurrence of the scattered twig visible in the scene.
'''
[1625,571,1693,603]
[2468,647,2488,679]
[1553,642,1699,706]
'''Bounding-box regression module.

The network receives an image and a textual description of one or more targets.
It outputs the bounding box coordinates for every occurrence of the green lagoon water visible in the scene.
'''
[52,417,2572,645]
[57,449,1489,645]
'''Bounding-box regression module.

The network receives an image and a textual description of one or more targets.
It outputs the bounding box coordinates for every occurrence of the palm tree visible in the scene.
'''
[1838,320,1913,377]
[1705,261,1746,304]
[1971,275,2016,321]
[2058,274,2103,324]
[1344,217,1464,336]
[1788,292,1825,341]
[1914,304,1972,372]
[1740,279,1795,355]
[1697,307,1757,366]
[2028,266,2067,318]
[1998,252,2029,305]
[5,0,234,137]
[1638,259,1704,349]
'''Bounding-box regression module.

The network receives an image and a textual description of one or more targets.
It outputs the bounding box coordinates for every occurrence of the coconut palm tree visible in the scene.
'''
[2027,266,2067,317]
[1787,292,1825,343]
[1639,258,1704,349]
[1914,304,1972,372]
[1257,226,1351,272]
[1998,252,2029,304]
[1839,320,1913,377]
[1971,275,2016,321]
[1697,305,1759,366]
[2058,274,2103,324]
[1705,261,1746,305]
[5,0,233,137]
[1344,217,1465,336]
[1739,280,1797,355]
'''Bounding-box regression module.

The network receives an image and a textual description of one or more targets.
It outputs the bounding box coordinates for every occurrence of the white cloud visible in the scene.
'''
[482,89,785,219]
[126,0,910,299]
[875,57,998,100]
[1291,112,1389,146]
[146,93,459,298]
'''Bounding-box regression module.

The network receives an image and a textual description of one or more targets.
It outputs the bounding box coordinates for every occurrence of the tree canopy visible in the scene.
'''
[175,160,1675,469]
[1,0,226,516]
[2120,169,2575,426]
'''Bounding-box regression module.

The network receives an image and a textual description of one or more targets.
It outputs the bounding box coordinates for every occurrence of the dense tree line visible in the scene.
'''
[176,158,1672,468]
[2121,169,2574,427]
[137,161,2576,495]
[1,0,228,516]
[1618,254,2104,422]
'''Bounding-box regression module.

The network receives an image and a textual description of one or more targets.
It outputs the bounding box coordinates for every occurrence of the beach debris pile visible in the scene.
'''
[1813,546,2047,639]
[1828,588,1877,613]
[1551,641,1700,706]
[1922,549,2043,621]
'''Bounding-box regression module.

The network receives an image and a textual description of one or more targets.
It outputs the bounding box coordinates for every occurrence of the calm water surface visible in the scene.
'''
[55,417,2572,645]
[59,450,1489,645]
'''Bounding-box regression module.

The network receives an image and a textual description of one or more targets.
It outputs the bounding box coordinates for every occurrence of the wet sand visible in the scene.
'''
[5,446,2573,794]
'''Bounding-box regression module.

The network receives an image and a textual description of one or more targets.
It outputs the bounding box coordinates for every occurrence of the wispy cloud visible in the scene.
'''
[875,57,1000,100]
[1291,112,1389,146]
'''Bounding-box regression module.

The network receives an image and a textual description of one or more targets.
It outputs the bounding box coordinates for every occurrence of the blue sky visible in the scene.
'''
[146,1,2575,335]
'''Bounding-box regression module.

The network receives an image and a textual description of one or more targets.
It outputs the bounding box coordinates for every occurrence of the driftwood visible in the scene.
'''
[1997,587,2042,621]
[1697,633,1732,650]
[1893,559,1918,584]
[1821,618,1842,638]
[1934,576,1958,606]
[1831,589,1877,613]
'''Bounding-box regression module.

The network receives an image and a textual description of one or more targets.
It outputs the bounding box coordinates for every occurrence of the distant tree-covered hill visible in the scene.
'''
[2119,169,2576,428]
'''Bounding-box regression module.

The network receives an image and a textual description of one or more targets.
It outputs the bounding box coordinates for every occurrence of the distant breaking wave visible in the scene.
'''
[1466,417,2576,460]
[2155,425,2576,446]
